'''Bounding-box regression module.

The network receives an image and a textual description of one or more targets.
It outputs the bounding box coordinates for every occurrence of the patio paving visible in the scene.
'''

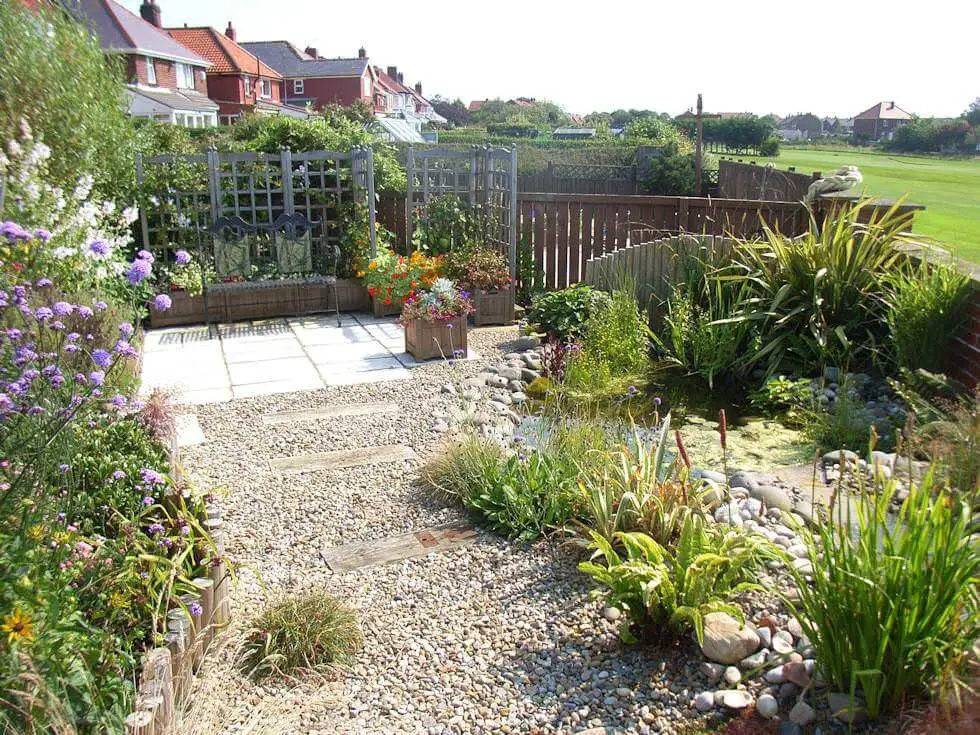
[139,313,479,404]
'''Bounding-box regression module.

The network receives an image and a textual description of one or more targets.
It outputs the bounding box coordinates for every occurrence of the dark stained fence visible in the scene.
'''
[519,163,637,195]
[717,158,820,202]
[377,193,407,246]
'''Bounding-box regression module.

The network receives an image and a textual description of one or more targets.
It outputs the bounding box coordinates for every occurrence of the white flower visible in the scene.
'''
[27,142,50,166]
[95,266,107,279]
[73,174,94,201]
[122,205,139,225]
[7,139,22,157]
[176,213,191,228]
[149,196,160,207]
[101,200,116,215]
[53,246,74,259]
[24,183,40,202]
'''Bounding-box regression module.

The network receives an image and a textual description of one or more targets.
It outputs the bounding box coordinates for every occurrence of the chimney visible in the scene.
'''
[387,66,397,79]
[139,0,161,28]
[225,21,236,41]
[397,72,404,84]
[414,81,422,95]
[889,101,895,109]
[358,47,366,59]
[305,47,318,59]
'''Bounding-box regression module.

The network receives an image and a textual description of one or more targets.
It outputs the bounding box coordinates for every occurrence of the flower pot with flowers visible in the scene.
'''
[150,248,223,326]
[444,245,514,326]
[357,249,442,317]
[399,278,474,361]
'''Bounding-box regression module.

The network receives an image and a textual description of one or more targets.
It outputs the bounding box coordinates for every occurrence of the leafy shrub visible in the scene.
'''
[749,375,814,420]
[579,515,775,643]
[444,245,511,292]
[721,200,911,376]
[883,260,972,372]
[758,136,780,157]
[564,287,650,396]
[785,471,979,719]
[0,2,137,201]
[242,592,362,680]
[411,194,484,254]
[528,284,611,340]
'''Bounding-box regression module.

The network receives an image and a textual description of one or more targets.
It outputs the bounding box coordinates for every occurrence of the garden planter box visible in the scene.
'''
[372,296,403,317]
[146,279,369,327]
[404,315,468,361]
[474,288,515,326]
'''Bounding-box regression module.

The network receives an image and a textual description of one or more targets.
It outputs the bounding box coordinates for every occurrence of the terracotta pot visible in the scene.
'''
[404,314,468,361]
[473,288,515,326]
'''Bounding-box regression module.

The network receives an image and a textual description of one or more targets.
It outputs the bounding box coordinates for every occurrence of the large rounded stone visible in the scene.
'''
[756,693,778,719]
[700,613,760,664]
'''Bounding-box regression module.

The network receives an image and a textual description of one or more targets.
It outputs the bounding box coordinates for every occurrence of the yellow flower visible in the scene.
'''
[1,608,34,645]
[52,531,71,546]
[109,590,130,610]
[368,261,377,270]
[26,524,46,541]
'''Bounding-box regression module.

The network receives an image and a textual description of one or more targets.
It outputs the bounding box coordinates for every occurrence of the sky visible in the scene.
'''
[120,0,978,119]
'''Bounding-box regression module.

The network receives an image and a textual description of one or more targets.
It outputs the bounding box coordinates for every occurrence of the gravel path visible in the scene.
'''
[178,326,711,735]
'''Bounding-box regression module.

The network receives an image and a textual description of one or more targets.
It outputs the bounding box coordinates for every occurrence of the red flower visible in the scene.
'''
[384,298,392,305]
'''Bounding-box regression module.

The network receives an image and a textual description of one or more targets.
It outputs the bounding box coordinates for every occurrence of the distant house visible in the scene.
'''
[66,0,218,127]
[167,23,309,124]
[552,127,596,140]
[853,101,913,140]
[241,41,373,110]
[821,116,854,136]
[775,113,822,141]
[468,100,485,112]
[676,110,751,120]
[372,66,445,132]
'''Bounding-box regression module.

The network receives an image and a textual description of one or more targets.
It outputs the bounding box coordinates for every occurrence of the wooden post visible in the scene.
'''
[124,711,154,735]
[695,93,704,196]
[211,558,230,627]
[191,577,215,653]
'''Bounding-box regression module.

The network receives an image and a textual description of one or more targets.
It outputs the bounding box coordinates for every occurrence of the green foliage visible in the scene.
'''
[564,287,651,395]
[444,245,511,292]
[785,471,980,719]
[579,515,774,643]
[883,260,972,372]
[718,200,912,376]
[675,115,775,155]
[626,118,688,150]
[653,250,759,388]
[758,136,780,157]
[0,3,138,202]
[887,117,974,153]
[528,284,612,340]
[749,375,813,426]
[469,98,569,129]
[516,236,543,305]
[411,194,483,254]
[804,382,892,453]
[242,592,362,680]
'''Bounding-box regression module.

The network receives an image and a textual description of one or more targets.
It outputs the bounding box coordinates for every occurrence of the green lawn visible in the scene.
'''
[737,147,980,263]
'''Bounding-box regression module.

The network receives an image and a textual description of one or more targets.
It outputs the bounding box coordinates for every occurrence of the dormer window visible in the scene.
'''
[145,56,156,85]
[176,63,195,89]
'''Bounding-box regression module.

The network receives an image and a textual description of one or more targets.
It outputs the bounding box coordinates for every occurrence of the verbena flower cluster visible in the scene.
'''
[398,277,474,323]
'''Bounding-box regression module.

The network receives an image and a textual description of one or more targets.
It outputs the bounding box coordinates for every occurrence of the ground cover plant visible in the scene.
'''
[741,147,980,262]
[527,283,611,341]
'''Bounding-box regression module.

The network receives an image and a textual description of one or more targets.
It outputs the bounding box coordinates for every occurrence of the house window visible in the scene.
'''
[145,56,156,85]
[176,63,195,89]
[293,79,304,95]
[260,79,272,98]
[243,75,252,96]
[362,74,371,96]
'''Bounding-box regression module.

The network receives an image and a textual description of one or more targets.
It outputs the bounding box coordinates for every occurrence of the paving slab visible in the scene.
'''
[177,386,233,404]
[175,414,206,447]
[321,521,477,571]
[305,341,396,363]
[270,444,416,474]
[226,357,321,386]
[261,401,398,425]
[222,339,306,363]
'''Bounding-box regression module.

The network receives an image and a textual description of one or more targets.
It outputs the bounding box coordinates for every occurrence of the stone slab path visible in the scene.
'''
[320,521,478,572]
[269,444,416,474]
[139,312,480,404]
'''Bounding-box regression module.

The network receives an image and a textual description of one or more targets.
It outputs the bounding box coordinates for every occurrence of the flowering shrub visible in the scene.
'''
[398,278,474,323]
[357,249,443,307]
[0,226,216,732]
[444,245,512,293]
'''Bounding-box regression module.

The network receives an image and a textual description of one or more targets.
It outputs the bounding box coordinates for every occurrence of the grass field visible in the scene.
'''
[738,147,980,263]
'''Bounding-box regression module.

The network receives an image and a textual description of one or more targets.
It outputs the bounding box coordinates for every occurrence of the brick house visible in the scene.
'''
[372,66,444,132]
[853,101,913,141]
[64,0,218,127]
[167,23,309,124]
[241,42,374,110]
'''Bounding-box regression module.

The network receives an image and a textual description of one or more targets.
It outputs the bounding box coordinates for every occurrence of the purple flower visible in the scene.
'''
[114,339,137,357]
[88,239,110,257]
[110,394,127,407]
[189,602,203,617]
[151,294,172,311]
[35,278,52,288]
[142,496,154,505]
[653,397,662,406]
[59,464,70,472]
[140,468,165,485]
[50,320,65,331]
[76,306,93,319]
[175,250,192,264]
[119,323,134,338]
[0,394,12,412]
[94,301,108,312]
[147,523,165,535]
[34,229,52,242]
[137,250,154,263]
[88,370,105,386]
[6,328,22,341]
[1,221,31,241]
[112,470,126,480]
[34,307,53,321]
[91,349,111,369]
[126,258,152,284]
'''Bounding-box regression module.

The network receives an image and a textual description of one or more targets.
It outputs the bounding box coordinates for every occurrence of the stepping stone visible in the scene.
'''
[270,444,415,474]
[261,402,398,425]
[321,521,477,571]
[175,414,206,447]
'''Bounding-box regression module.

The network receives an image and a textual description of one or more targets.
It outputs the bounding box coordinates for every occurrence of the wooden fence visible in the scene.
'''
[718,158,819,202]
[583,234,735,319]
[518,163,637,194]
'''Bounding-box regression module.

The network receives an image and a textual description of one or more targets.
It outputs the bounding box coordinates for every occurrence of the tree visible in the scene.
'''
[430,96,470,127]
[964,98,980,127]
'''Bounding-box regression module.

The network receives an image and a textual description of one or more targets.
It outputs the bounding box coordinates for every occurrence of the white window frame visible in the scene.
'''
[243,75,252,96]
[260,79,272,99]
[145,56,156,85]
[362,74,371,96]
[293,79,304,95]
[176,62,195,89]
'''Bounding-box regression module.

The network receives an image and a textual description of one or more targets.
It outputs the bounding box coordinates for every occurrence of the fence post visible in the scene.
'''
[135,151,151,250]
[280,148,294,215]
[509,147,518,280]
[405,146,415,250]
[206,148,221,224]
[366,147,377,257]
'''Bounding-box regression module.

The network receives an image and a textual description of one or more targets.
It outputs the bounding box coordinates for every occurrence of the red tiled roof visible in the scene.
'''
[166,27,281,78]
[854,101,912,121]
[468,100,485,112]
[373,67,405,95]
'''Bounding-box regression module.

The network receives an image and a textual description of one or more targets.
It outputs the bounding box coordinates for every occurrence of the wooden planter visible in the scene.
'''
[146,279,370,327]
[372,295,403,317]
[404,314,468,361]
[474,288,515,326]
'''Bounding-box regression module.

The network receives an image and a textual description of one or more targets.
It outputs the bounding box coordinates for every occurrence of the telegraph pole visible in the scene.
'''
[695,93,704,196]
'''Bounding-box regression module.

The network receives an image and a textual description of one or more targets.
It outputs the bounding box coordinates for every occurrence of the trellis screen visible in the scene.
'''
[135,147,376,281]
[405,146,517,277]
